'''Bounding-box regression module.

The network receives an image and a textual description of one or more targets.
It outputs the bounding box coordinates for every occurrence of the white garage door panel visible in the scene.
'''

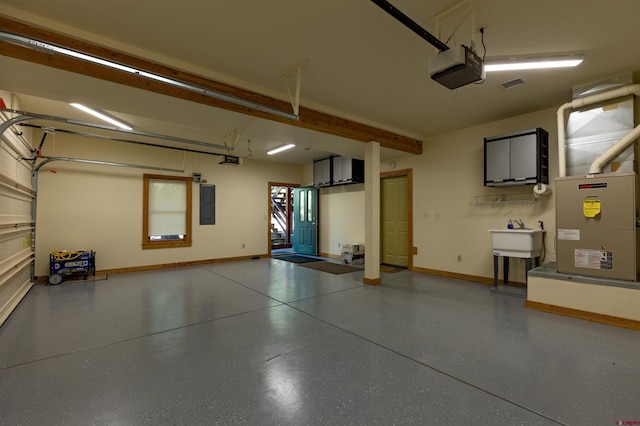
[0,266,32,325]
[1,106,35,327]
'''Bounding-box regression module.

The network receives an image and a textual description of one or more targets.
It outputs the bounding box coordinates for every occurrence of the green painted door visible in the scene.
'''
[293,186,318,255]
[381,175,409,267]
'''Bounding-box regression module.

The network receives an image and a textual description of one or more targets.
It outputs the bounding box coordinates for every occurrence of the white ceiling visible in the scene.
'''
[1,0,640,164]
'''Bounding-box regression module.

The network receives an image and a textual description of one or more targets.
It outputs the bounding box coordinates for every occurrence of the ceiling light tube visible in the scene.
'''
[267,144,295,155]
[0,31,300,121]
[484,55,584,72]
[70,103,133,130]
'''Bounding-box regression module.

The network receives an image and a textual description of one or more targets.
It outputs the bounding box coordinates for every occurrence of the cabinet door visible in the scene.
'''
[314,158,331,186]
[485,138,511,183]
[341,157,353,182]
[510,134,537,181]
[313,161,323,186]
[332,156,344,184]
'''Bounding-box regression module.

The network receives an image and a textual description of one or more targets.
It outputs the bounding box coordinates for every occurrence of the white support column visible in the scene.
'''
[364,141,381,285]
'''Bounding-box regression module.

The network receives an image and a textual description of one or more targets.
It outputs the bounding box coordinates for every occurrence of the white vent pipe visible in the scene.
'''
[588,124,640,174]
[557,84,640,177]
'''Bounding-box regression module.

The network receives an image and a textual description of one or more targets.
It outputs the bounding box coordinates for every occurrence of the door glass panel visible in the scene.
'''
[299,189,305,222]
[307,190,313,221]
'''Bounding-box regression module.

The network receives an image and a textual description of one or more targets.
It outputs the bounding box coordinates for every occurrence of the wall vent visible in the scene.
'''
[500,77,526,89]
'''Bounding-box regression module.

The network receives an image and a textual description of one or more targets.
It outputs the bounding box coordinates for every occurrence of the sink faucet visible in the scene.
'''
[513,219,525,229]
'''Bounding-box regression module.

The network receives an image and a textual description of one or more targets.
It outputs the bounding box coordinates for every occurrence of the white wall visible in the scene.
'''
[301,163,366,256]
[318,107,560,284]
[31,101,632,284]
[34,131,303,276]
[399,107,559,283]
[318,184,365,255]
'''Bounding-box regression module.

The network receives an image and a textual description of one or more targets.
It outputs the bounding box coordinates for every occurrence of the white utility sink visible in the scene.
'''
[489,229,545,258]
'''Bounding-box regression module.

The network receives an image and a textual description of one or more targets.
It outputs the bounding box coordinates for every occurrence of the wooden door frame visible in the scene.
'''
[267,182,299,255]
[380,169,413,271]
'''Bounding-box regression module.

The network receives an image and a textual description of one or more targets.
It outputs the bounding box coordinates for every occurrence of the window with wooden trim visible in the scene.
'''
[142,174,192,249]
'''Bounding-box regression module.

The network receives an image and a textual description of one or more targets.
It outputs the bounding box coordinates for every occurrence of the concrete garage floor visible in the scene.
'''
[0,257,638,425]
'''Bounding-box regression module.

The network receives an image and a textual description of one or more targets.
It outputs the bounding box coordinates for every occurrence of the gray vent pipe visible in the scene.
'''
[557,84,640,176]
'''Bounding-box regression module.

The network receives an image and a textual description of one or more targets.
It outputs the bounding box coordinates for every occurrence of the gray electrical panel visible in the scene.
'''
[200,184,215,225]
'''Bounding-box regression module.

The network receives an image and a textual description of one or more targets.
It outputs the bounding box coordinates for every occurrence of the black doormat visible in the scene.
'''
[300,261,362,275]
[274,255,324,264]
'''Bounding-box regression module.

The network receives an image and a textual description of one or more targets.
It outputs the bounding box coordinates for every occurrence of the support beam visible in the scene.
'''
[363,141,381,285]
[0,16,422,155]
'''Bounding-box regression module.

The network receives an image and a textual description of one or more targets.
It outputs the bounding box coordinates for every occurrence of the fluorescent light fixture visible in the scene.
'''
[70,103,133,130]
[267,144,295,155]
[485,55,584,72]
[0,31,299,121]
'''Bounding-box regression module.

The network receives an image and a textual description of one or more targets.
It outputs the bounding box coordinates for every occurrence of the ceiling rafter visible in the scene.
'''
[0,16,422,155]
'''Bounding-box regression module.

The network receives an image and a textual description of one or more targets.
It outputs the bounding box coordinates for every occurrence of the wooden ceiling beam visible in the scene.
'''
[0,16,422,155]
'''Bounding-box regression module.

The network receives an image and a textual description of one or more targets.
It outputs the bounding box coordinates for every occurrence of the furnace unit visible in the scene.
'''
[556,172,640,281]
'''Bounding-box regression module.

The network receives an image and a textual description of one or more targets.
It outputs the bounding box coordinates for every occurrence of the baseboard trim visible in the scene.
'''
[525,300,640,332]
[35,254,271,282]
[101,254,271,276]
[363,277,381,285]
[36,259,525,289]
[320,252,341,260]
[411,266,526,287]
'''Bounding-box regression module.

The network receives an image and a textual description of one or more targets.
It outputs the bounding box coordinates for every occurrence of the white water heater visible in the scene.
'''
[556,172,640,281]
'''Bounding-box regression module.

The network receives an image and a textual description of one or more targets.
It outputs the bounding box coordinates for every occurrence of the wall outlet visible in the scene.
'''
[457,255,462,262]
[242,243,245,249]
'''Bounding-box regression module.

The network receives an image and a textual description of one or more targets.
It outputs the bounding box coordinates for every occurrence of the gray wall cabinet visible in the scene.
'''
[314,156,364,187]
[484,128,548,187]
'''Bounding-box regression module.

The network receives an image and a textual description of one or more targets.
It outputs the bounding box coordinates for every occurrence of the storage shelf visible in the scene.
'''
[470,193,536,206]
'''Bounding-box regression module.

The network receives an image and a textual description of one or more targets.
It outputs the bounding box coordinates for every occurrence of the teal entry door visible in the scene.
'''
[293,186,318,255]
